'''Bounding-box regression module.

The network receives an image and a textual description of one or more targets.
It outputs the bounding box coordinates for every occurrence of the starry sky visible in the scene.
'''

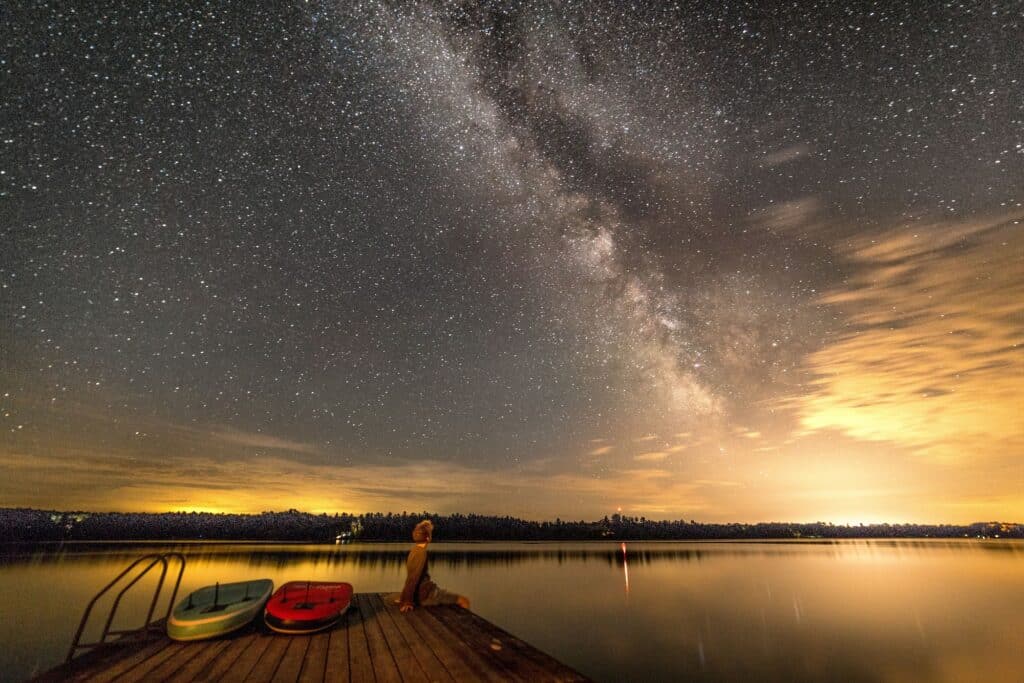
[2,1,1022,523]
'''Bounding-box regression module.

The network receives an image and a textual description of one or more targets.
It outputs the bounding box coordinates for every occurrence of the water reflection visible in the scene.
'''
[1,540,1023,682]
[4,538,1021,570]
[622,542,630,597]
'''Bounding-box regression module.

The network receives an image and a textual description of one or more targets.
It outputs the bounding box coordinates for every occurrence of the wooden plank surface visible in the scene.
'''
[429,606,538,682]
[236,634,290,682]
[75,638,173,683]
[346,597,376,683]
[296,630,330,683]
[374,594,455,683]
[31,635,172,683]
[138,639,212,681]
[40,594,590,683]
[403,606,506,683]
[355,593,401,683]
[113,641,187,683]
[321,612,350,683]
[271,634,310,682]
[466,610,587,681]
[437,607,587,682]
[198,629,262,681]
[163,637,234,682]
[365,594,432,683]
[216,632,276,682]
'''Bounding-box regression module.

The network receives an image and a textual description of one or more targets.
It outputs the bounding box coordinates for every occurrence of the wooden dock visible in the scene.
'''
[35,593,589,682]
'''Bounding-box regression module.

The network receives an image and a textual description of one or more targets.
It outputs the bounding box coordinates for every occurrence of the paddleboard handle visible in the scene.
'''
[212,582,220,610]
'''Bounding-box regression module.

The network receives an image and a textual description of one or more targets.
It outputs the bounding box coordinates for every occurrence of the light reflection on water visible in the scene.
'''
[1,540,1023,682]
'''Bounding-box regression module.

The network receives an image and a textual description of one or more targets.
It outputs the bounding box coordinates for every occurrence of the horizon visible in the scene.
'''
[3,2,1022,524]
[6,507,1020,528]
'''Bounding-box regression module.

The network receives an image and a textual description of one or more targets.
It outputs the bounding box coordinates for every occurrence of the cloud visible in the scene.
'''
[634,451,669,462]
[760,143,811,167]
[207,427,322,455]
[692,479,743,488]
[588,445,613,456]
[794,211,1024,460]
[752,197,826,237]
[0,446,712,520]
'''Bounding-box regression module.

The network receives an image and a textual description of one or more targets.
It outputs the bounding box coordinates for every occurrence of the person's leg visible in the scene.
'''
[421,586,469,608]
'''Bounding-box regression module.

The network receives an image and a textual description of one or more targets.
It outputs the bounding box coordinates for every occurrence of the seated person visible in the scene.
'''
[392,519,470,612]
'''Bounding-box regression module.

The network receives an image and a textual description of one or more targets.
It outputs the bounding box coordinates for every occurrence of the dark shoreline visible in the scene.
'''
[3,507,1021,543]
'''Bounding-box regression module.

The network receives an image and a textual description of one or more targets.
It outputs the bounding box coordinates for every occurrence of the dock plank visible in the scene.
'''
[364,594,433,683]
[437,607,586,682]
[355,594,401,683]
[465,609,586,681]
[77,639,175,683]
[42,594,590,683]
[399,605,504,683]
[373,594,453,683]
[271,635,311,683]
[215,632,276,683]
[143,639,216,681]
[198,630,262,681]
[235,634,290,682]
[433,605,588,683]
[110,641,187,683]
[296,630,330,683]
[346,596,376,683]
[162,637,233,683]
[428,607,538,682]
[34,635,172,683]
[321,612,351,683]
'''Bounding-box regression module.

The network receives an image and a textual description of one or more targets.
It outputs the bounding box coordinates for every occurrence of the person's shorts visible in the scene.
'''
[384,586,460,606]
[420,585,460,606]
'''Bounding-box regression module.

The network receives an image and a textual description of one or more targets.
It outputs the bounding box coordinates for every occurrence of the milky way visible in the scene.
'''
[2,1,1022,520]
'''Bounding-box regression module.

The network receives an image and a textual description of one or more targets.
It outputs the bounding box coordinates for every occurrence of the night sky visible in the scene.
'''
[3,1,1022,522]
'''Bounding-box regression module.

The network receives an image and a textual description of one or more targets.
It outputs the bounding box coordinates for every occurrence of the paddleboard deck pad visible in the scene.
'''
[264,581,354,634]
[167,578,274,641]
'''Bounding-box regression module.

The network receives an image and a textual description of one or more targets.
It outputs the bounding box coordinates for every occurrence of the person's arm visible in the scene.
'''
[399,547,427,609]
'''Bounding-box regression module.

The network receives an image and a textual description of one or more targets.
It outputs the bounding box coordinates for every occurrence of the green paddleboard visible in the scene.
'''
[167,579,274,641]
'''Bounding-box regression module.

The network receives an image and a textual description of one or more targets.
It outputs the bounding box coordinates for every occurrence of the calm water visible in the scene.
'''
[2,540,1023,682]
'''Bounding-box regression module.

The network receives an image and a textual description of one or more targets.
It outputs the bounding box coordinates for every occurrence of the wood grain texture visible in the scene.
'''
[163,637,234,683]
[354,593,401,683]
[373,594,454,683]
[295,631,330,683]
[321,612,350,683]
[345,595,376,683]
[37,594,591,683]
[271,634,311,683]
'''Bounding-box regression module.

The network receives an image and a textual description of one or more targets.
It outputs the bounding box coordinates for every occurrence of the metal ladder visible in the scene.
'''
[66,552,186,663]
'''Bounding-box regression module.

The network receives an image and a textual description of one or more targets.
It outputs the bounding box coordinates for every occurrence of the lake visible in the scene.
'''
[1,539,1023,682]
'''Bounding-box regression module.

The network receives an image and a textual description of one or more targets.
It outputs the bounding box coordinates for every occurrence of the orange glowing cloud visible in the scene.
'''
[795,212,1024,461]
[0,442,723,520]
[634,451,669,462]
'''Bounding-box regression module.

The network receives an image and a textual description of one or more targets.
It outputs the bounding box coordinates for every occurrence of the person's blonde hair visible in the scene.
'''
[412,519,434,543]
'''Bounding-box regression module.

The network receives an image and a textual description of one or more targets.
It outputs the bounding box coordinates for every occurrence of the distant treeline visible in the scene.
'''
[1,508,1020,542]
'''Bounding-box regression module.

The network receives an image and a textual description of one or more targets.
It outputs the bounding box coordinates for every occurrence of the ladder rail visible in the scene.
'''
[97,556,165,644]
[66,552,187,663]
[160,552,187,625]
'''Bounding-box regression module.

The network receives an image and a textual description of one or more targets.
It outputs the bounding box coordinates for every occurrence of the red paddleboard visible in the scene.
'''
[264,581,354,634]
